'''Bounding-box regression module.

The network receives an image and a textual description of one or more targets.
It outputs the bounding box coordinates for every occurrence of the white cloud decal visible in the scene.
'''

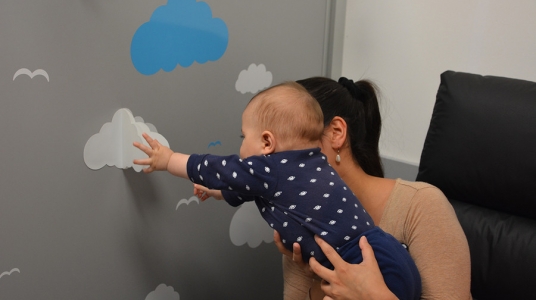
[0,268,20,280]
[13,68,50,82]
[145,284,180,300]
[229,202,273,248]
[176,196,200,210]
[83,108,169,172]
[235,63,273,94]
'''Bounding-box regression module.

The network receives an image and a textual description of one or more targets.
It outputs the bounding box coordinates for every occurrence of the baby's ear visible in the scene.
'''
[261,131,276,155]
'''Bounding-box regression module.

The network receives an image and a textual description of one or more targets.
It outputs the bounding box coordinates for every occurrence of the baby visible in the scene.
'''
[133,81,421,300]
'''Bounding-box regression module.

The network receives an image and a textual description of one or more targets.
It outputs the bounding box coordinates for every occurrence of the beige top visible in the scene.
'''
[283,179,472,300]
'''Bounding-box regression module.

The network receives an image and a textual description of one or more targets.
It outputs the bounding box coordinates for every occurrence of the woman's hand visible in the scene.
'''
[274,231,316,278]
[309,235,397,300]
[133,133,174,173]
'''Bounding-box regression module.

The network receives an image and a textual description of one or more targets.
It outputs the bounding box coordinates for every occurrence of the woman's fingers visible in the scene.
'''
[359,236,377,265]
[292,242,304,263]
[273,232,306,266]
[314,235,346,269]
[273,231,293,257]
[309,256,335,283]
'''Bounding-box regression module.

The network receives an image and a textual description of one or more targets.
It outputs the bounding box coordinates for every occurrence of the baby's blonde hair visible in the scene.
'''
[247,81,324,144]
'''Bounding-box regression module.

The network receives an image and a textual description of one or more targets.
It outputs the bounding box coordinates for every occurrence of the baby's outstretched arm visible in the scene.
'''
[193,184,223,201]
[133,132,190,178]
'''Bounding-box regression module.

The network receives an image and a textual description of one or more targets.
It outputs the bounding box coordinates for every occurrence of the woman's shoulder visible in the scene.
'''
[391,178,448,205]
[382,178,454,229]
[394,178,441,191]
[386,179,472,300]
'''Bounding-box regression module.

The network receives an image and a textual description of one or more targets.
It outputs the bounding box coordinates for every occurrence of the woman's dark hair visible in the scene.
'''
[297,76,384,177]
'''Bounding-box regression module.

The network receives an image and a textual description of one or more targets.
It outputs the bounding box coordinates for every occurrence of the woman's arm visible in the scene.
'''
[279,181,472,300]
[397,185,472,300]
[309,235,398,300]
[275,231,314,300]
[276,231,398,300]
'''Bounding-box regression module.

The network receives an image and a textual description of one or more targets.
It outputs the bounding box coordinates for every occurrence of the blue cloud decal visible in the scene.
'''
[131,0,228,75]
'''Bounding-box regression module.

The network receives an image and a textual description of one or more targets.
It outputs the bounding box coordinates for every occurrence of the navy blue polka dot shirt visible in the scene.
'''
[187,148,375,266]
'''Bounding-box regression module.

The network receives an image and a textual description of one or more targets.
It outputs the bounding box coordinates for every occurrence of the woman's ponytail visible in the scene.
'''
[297,77,384,177]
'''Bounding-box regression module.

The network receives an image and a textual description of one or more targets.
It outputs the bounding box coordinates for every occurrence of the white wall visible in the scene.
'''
[341,1,536,165]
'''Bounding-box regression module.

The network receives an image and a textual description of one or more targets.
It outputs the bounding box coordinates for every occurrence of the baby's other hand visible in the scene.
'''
[193,184,223,201]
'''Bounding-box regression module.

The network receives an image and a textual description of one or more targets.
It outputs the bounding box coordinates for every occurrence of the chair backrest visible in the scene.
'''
[416,70,536,299]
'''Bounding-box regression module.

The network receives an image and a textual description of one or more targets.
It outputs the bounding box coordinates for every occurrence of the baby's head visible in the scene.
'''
[239,81,324,158]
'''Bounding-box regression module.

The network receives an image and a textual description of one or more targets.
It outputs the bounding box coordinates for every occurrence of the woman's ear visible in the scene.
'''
[328,116,348,149]
[261,131,276,155]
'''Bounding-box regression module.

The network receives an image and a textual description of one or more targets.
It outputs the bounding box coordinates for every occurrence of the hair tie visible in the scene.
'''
[338,77,359,100]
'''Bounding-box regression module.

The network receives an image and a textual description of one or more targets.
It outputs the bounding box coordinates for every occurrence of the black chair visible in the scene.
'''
[416,70,536,299]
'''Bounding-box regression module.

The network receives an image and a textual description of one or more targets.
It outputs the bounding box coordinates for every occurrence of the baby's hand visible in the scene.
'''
[194,184,223,201]
[133,132,174,173]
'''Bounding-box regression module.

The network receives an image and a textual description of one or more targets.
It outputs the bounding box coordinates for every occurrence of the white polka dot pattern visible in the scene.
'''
[186,148,375,266]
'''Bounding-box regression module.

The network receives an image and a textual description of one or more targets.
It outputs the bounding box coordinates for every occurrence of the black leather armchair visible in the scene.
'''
[416,71,536,299]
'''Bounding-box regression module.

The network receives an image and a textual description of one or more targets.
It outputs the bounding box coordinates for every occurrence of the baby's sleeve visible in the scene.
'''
[187,153,276,197]
[221,190,256,207]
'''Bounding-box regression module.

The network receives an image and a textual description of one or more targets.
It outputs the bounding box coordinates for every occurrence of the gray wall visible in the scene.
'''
[382,157,419,181]
[0,1,330,299]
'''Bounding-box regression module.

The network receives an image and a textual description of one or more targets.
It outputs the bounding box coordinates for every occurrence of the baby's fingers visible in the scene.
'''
[194,184,209,192]
[142,166,154,173]
[133,141,152,156]
[141,132,154,144]
[132,157,152,166]
[193,184,209,201]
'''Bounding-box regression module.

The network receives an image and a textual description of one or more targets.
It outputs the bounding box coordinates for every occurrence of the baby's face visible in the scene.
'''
[239,106,263,159]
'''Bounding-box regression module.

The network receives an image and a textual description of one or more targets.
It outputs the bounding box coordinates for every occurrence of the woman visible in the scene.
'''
[276,77,472,300]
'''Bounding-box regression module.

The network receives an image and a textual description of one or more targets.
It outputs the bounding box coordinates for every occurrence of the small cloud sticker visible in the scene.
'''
[208,140,221,148]
[145,284,180,300]
[230,202,273,248]
[176,196,200,210]
[0,268,20,280]
[84,108,169,172]
[131,0,229,75]
[13,68,49,82]
[235,63,273,94]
